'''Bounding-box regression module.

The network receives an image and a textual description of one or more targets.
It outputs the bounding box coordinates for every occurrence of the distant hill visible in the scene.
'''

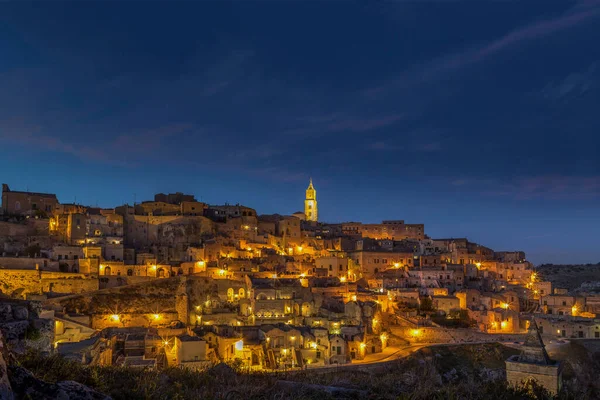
[537,263,600,292]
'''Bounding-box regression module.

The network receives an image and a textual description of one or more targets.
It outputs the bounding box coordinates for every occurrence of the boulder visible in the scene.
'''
[11,306,28,321]
[0,332,14,400]
[8,366,111,400]
[0,321,29,342]
[0,304,12,323]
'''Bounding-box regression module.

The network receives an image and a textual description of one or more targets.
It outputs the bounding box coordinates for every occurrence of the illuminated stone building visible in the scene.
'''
[304,179,318,222]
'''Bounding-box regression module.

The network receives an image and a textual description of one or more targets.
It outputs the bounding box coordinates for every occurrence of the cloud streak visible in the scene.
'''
[0,117,195,167]
[366,3,600,97]
[285,113,404,138]
[486,176,600,200]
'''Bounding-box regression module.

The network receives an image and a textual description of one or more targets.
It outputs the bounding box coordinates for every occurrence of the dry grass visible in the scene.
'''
[12,343,598,400]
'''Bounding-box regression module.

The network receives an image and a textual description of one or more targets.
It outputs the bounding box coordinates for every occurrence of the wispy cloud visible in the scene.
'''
[487,176,600,200]
[244,166,308,183]
[368,141,402,151]
[112,123,195,154]
[541,62,599,102]
[524,233,555,240]
[285,113,404,138]
[0,117,195,167]
[419,141,442,152]
[366,3,600,97]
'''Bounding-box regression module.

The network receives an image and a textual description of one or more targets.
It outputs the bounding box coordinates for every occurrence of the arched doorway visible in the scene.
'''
[104,266,111,276]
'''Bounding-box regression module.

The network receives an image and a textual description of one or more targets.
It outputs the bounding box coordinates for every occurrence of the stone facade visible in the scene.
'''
[1,184,58,216]
[505,320,563,395]
[0,270,98,298]
[505,359,563,395]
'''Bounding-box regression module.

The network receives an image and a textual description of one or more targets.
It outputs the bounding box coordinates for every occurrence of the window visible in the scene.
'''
[562,301,567,306]
[14,201,21,211]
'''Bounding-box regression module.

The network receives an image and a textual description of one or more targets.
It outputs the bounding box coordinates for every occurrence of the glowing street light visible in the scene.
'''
[110,314,120,322]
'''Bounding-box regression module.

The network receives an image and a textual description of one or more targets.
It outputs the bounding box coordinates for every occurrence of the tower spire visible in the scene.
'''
[304,178,318,222]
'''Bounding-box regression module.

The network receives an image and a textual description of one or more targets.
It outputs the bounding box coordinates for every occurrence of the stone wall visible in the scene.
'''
[0,257,58,271]
[0,221,31,236]
[46,276,222,328]
[91,312,179,329]
[389,326,527,344]
[0,270,98,298]
[506,356,562,395]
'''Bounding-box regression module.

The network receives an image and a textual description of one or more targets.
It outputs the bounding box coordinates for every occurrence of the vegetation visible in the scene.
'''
[23,244,41,258]
[11,343,599,400]
[24,325,41,341]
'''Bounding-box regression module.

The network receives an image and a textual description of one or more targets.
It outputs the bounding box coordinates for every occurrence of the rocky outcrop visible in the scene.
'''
[0,329,111,400]
[8,366,111,400]
[0,332,14,400]
[0,299,53,355]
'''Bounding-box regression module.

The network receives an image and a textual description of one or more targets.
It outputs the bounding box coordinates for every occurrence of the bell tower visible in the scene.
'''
[304,178,318,222]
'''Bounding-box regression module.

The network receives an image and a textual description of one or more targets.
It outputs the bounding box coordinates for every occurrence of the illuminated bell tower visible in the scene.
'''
[304,178,318,222]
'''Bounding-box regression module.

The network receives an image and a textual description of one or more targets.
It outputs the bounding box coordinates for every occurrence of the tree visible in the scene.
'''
[419,297,434,312]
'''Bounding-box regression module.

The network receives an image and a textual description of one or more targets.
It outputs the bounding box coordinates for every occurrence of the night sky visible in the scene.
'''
[1,2,599,264]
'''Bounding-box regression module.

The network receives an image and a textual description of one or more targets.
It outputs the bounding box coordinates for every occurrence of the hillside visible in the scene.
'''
[537,263,600,292]
[5,342,599,400]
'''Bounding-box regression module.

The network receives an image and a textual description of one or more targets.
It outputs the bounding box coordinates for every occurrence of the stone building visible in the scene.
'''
[342,220,424,241]
[505,320,563,395]
[304,179,318,222]
[1,183,58,216]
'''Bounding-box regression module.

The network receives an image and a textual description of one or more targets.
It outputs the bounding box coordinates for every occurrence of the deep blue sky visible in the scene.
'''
[1,1,599,264]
